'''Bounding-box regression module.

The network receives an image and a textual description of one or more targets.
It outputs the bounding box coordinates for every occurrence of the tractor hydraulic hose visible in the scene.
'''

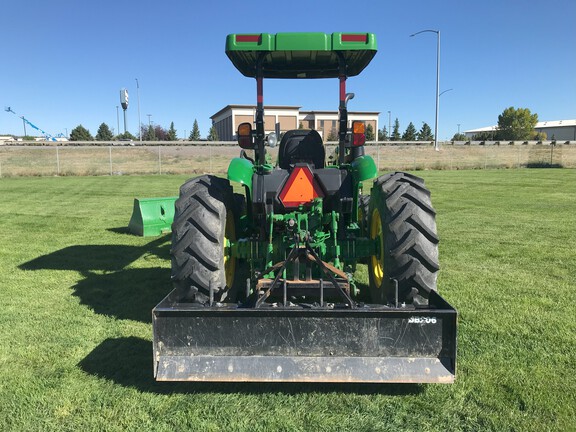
[331,211,341,270]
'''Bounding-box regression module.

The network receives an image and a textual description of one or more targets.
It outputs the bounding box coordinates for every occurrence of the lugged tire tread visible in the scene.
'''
[368,171,440,305]
[170,174,234,303]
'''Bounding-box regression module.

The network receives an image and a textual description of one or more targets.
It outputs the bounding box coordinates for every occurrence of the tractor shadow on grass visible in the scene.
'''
[19,235,172,323]
[79,337,424,396]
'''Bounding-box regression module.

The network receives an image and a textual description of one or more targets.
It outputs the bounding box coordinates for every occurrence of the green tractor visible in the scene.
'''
[153,32,456,383]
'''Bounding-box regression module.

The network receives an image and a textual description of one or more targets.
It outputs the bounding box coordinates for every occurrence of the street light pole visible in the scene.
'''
[410,29,441,151]
[136,78,142,143]
[388,110,391,140]
[116,106,120,137]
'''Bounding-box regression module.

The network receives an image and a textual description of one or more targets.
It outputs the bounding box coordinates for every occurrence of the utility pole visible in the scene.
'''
[136,78,142,143]
[410,29,441,151]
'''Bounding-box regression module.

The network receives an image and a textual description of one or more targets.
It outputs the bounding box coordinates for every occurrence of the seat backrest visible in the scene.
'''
[278,129,325,170]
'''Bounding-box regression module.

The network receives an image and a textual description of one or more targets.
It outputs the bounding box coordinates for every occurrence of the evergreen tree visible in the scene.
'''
[167,122,177,141]
[417,122,434,141]
[116,131,136,140]
[207,125,219,141]
[189,119,201,140]
[402,122,418,141]
[95,123,113,141]
[144,125,156,141]
[378,126,388,141]
[69,125,93,141]
[391,118,401,141]
[365,124,375,141]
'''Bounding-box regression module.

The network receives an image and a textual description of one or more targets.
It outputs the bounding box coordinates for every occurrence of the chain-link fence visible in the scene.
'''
[0,142,574,177]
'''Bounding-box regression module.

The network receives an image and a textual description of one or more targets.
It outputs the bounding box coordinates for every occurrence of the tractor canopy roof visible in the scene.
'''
[226,32,377,79]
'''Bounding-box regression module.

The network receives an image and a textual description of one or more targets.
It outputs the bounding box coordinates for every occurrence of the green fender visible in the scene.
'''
[351,154,377,182]
[227,157,254,193]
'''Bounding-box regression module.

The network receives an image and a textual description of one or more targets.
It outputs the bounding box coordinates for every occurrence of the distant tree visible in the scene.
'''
[116,131,136,140]
[327,128,338,141]
[391,118,401,140]
[378,126,388,141]
[167,122,177,141]
[298,122,304,129]
[189,119,201,140]
[70,125,93,141]
[451,133,468,141]
[451,132,468,141]
[533,131,547,141]
[154,125,168,141]
[472,131,495,141]
[497,107,538,140]
[143,125,156,141]
[402,122,417,141]
[207,125,219,141]
[417,122,434,141]
[365,124,375,141]
[95,123,113,141]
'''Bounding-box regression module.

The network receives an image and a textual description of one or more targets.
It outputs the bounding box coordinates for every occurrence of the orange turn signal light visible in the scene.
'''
[352,121,365,134]
[352,121,366,146]
[237,122,254,149]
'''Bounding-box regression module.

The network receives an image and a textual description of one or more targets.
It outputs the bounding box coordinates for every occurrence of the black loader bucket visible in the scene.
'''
[153,290,456,383]
[128,197,177,237]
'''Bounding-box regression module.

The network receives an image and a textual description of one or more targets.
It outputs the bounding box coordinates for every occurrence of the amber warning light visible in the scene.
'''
[279,166,324,208]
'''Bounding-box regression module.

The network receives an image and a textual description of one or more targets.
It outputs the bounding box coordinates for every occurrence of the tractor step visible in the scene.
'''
[153,289,457,383]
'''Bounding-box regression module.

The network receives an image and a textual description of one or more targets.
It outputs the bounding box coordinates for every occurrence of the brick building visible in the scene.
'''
[211,105,379,141]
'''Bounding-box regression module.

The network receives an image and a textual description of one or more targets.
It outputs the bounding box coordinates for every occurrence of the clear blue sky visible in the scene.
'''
[1,0,575,140]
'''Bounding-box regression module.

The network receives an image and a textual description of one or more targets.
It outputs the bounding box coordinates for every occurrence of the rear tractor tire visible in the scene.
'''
[170,175,240,304]
[368,172,440,307]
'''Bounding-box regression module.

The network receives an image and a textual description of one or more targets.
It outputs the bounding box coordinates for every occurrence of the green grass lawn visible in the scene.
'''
[1,169,575,431]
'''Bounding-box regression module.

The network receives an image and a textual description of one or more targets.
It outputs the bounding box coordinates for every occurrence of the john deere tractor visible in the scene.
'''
[153,32,456,383]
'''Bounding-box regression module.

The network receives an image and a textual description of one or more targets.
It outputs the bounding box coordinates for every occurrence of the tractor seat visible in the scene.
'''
[278,129,325,170]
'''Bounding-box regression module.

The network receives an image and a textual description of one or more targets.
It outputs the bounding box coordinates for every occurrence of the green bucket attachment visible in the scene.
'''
[128,197,177,237]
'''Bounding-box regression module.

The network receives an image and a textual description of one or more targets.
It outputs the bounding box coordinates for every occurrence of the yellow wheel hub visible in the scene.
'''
[370,207,384,288]
[223,210,236,288]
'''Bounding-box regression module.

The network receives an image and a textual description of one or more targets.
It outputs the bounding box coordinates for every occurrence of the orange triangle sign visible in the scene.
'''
[279,166,324,208]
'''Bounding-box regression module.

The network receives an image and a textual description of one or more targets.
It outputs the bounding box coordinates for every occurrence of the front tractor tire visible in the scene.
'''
[368,172,440,306]
[170,175,239,304]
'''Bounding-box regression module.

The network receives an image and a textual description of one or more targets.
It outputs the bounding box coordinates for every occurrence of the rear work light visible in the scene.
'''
[352,121,366,146]
[279,165,324,208]
[237,122,254,149]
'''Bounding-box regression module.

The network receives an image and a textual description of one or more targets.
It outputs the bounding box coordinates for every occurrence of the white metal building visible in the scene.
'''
[465,120,576,140]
